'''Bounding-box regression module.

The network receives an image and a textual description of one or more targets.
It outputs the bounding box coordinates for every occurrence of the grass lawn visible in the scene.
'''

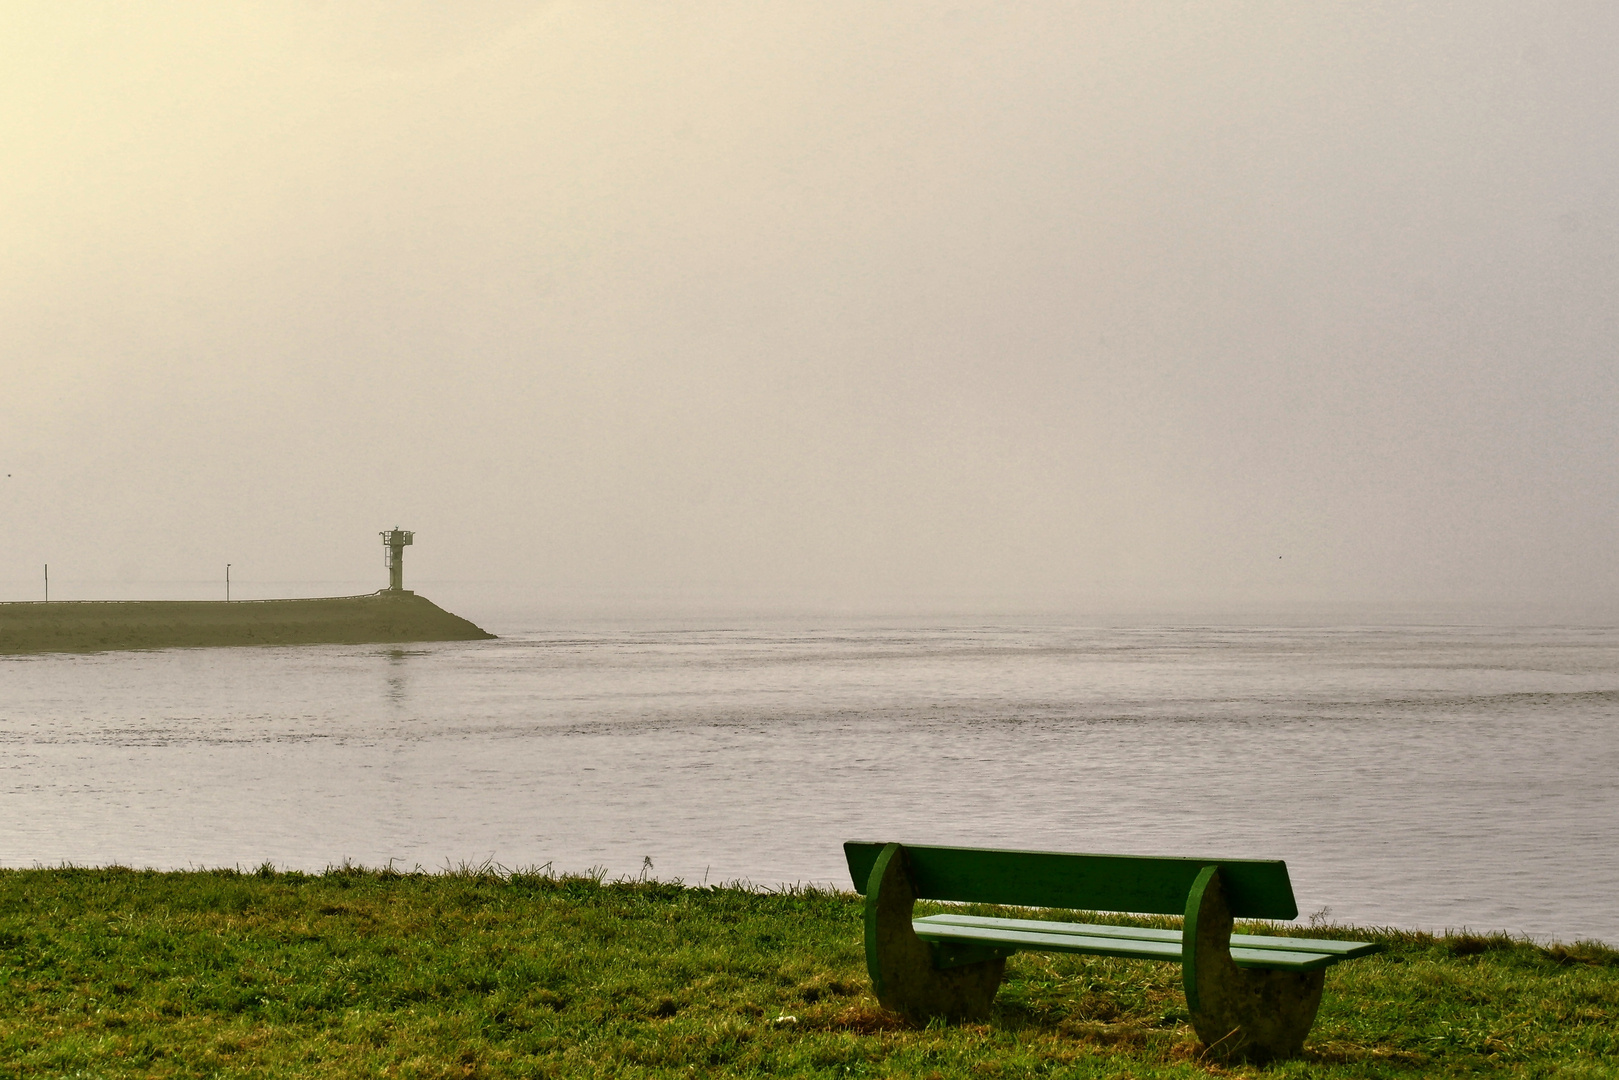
[2,865,1616,1078]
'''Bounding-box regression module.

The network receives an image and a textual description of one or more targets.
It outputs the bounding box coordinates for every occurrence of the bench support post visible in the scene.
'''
[864,842,1006,1023]
[1183,865,1324,1062]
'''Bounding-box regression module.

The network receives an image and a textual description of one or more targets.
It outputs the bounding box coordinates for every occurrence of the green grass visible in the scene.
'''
[2,865,1617,1078]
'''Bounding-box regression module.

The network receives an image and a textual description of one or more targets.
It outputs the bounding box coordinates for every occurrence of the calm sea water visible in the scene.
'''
[2,616,1616,944]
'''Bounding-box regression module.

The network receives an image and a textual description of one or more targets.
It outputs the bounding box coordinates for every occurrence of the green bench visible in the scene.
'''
[844,841,1380,1061]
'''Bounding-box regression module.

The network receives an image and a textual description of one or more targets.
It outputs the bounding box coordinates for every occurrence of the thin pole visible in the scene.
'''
[44,564,48,603]
[226,564,231,602]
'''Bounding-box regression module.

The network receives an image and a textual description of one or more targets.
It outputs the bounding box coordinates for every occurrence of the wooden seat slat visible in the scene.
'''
[917,913,1379,960]
[918,913,1179,945]
[1225,931,1380,959]
[1229,948,1338,971]
[913,921,1339,971]
[914,922,1184,963]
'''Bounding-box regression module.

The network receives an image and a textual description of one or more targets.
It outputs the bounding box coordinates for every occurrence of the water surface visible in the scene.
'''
[2,619,1615,943]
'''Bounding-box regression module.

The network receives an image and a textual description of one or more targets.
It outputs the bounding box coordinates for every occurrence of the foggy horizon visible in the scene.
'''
[5,3,1617,619]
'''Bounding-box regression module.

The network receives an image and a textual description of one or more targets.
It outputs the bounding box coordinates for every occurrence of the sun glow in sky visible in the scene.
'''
[4,2,1617,614]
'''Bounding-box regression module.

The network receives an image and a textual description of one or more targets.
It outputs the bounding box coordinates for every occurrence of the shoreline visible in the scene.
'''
[4,859,1610,951]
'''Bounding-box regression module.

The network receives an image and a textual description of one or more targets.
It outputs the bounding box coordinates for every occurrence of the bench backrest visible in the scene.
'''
[844,841,1299,920]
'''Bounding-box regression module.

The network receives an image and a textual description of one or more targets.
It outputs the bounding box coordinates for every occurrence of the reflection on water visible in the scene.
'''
[384,647,414,707]
[1,621,1616,943]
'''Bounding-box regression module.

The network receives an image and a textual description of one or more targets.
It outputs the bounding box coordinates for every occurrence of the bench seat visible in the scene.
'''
[915,913,1379,972]
[848,840,1381,1061]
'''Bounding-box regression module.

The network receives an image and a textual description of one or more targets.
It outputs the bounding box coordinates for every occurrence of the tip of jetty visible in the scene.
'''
[0,592,496,655]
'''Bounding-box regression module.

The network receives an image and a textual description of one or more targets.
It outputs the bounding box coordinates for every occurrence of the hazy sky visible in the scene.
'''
[4,2,1617,613]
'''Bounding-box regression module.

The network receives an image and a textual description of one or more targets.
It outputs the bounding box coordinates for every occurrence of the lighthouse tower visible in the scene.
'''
[381,528,414,593]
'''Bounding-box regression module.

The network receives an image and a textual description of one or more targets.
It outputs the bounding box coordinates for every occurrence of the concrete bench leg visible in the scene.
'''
[864,842,1005,1023]
[1183,866,1325,1062]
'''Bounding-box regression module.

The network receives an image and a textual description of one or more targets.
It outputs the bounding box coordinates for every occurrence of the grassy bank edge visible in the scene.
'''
[4,862,1618,1078]
[15,856,1610,959]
